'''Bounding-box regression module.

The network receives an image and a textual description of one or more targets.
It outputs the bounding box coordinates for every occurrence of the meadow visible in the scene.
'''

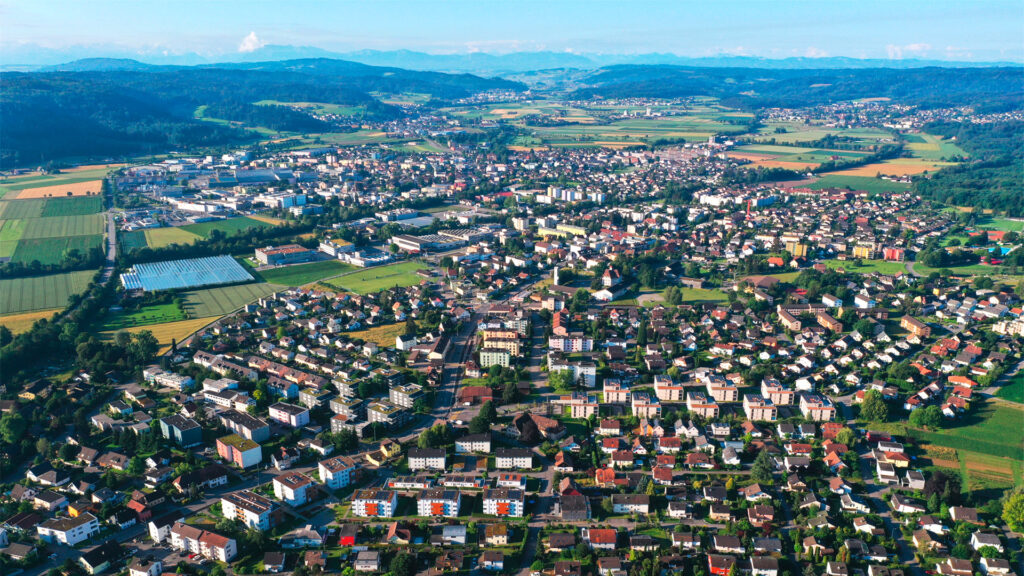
[345,322,409,347]
[254,260,355,287]
[0,220,25,258]
[0,308,62,334]
[120,230,149,252]
[100,303,188,331]
[751,121,894,146]
[0,167,114,199]
[100,317,216,354]
[324,261,430,294]
[905,132,968,161]
[0,270,94,314]
[907,400,1024,460]
[996,374,1024,404]
[181,282,284,318]
[253,100,368,117]
[734,144,872,170]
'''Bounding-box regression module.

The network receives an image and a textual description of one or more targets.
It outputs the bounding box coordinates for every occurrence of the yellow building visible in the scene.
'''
[785,241,808,258]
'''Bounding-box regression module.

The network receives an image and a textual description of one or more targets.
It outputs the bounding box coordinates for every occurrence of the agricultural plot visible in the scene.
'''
[905,132,968,161]
[733,144,871,170]
[832,158,957,177]
[181,282,284,318]
[0,270,94,314]
[100,317,215,355]
[0,308,62,335]
[144,227,201,248]
[21,214,105,239]
[0,219,26,258]
[324,261,431,294]
[345,322,409,347]
[254,260,355,287]
[180,216,275,238]
[0,168,110,199]
[12,235,103,265]
[0,199,46,219]
[807,175,911,194]
[41,196,104,217]
[530,115,749,148]
[752,121,895,145]
[909,400,1024,460]
[254,100,368,117]
[996,374,1024,404]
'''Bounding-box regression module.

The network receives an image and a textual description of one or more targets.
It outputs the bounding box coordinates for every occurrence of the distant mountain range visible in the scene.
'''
[4,43,1021,74]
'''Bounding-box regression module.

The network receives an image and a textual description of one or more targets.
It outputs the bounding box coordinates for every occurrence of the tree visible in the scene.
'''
[751,449,774,484]
[502,379,519,404]
[531,561,544,571]
[1002,491,1024,532]
[0,412,27,444]
[390,553,416,576]
[859,390,889,422]
[910,405,942,429]
[549,370,575,393]
[835,427,855,447]
[479,401,497,422]
[468,414,491,435]
[853,318,875,338]
[519,418,542,445]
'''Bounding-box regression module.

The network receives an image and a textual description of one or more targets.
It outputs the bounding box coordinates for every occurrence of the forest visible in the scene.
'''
[914,120,1024,216]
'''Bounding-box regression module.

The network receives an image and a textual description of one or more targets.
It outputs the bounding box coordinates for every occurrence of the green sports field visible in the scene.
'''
[324,261,431,294]
[254,260,355,287]
[0,270,95,314]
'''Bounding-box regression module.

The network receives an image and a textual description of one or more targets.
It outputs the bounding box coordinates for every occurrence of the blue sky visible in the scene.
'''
[2,0,1022,61]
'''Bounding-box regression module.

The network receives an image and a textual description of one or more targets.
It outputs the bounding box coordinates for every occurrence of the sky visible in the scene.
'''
[2,0,1023,62]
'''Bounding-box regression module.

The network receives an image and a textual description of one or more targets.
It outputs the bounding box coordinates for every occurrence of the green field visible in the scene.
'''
[996,374,1024,404]
[20,214,105,239]
[822,259,908,275]
[100,303,188,330]
[180,217,275,238]
[0,172,107,197]
[182,283,284,318]
[808,175,911,194]
[0,219,26,258]
[912,261,1011,277]
[752,121,895,145]
[254,260,355,286]
[144,227,202,248]
[324,261,431,294]
[41,196,104,217]
[0,270,95,314]
[976,216,1024,233]
[254,100,368,117]
[11,235,103,265]
[120,230,149,252]
[908,400,1024,460]
[0,199,46,219]
[905,133,968,161]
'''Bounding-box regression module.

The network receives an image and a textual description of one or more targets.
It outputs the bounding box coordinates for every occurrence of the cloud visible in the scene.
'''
[804,47,828,58]
[887,43,931,60]
[238,31,264,53]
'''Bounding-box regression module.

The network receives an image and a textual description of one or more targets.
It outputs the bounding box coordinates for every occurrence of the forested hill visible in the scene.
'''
[570,65,1024,110]
[914,121,1024,217]
[0,58,523,169]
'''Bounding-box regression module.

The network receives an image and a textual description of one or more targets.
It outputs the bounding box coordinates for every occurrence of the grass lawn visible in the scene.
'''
[324,261,431,294]
[977,216,1024,233]
[808,175,911,195]
[996,373,1024,404]
[822,259,908,275]
[100,303,187,330]
[912,262,1012,277]
[678,287,730,304]
[254,260,355,286]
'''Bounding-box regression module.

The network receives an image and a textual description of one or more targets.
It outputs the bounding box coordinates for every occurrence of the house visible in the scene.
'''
[708,555,737,576]
[354,550,382,572]
[216,434,262,468]
[417,488,461,518]
[319,455,360,490]
[351,490,398,518]
[483,487,525,517]
[127,558,162,576]
[268,402,310,427]
[80,540,123,575]
[273,473,315,506]
[582,528,618,550]
[750,557,780,576]
[495,448,533,469]
[485,523,509,546]
[169,523,238,562]
[408,448,446,471]
[455,433,492,453]
[560,494,591,521]
[263,552,286,573]
[159,415,203,447]
[890,494,926,514]
[971,532,1003,553]
[936,558,974,576]
[610,494,650,514]
[37,513,100,545]
[221,490,276,531]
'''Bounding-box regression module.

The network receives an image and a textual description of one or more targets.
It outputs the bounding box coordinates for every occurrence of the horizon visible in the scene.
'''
[3,0,1023,66]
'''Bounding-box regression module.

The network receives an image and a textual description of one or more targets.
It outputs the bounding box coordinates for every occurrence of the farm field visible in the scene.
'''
[181,282,284,318]
[0,199,46,219]
[21,214,105,239]
[40,196,104,216]
[99,303,188,331]
[912,261,1012,277]
[0,270,94,314]
[120,230,149,252]
[908,400,1024,460]
[530,116,749,147]
[0,219,25,258]
[253,100,368,117]
[807,174,911,194]
[345,322,409,347]
[832,158,958,177]
[734,144,871,170]
[919,444,1021,494]
[0,166,114,199]
[254,260,355,287]
[751,121,895,145]
[323,261,431,294]
[11,235,103,265]
[100,317,216,355]
[180,216,275,238]
[247,214,287,225]
[0,308,62,335]
[822,259,908,275]
[144,227,202,248]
